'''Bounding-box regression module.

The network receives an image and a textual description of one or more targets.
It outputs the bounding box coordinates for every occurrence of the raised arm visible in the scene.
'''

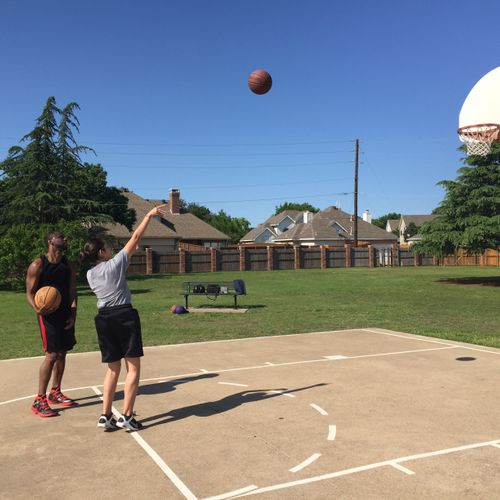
[123,204,167,257]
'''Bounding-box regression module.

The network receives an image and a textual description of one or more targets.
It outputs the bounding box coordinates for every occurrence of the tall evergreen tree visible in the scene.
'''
[0,97,135,233]
[414,144,500,256]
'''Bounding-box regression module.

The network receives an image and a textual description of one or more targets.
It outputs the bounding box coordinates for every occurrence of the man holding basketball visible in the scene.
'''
[26,230,78,417]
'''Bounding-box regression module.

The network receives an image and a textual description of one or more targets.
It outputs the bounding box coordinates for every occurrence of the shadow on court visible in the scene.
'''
[141,383,327,429]
[113,373,220,401]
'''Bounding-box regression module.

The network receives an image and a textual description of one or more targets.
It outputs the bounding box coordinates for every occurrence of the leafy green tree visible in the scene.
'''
[274,202,320,215]
[183,202,212,222]
[180,200,250,242]
[0,222,89,290]
[372,212,401,230]
[210,210,251,244]
[414,144,500,256]
[0,97,135,233]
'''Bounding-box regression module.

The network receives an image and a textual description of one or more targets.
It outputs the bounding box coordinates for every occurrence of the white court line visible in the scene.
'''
[362,328,456,347]
[289,453,322,473]
[324,355,348,360]
[203,485,258,500]
[390,462,415,475]
[218,382,249,387]
[200,369,209,373]
[310,403,328,416]
[327,425,337,441]
[0,345,463,407]
[90,387,198,500]
[349,346,457,360]
[0,394,37,405]
[230,438,500,498]
[264,362,274,366]
[363,328,500,356]
[267,390,295,398]
[4,327,500,364]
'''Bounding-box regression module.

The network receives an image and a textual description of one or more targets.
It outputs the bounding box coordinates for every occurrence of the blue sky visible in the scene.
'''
[1,0,499,227]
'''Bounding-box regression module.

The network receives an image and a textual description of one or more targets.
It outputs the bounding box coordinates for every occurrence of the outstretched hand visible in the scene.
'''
[148,204,167,218]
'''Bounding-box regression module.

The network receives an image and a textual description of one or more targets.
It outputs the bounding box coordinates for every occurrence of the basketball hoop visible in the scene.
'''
[457,123,500,156]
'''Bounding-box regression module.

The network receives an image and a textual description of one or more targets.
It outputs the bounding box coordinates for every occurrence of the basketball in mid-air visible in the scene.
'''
[248,69,272,95]
[35,286,61,313]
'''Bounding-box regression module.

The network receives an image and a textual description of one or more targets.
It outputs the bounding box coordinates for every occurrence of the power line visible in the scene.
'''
[197,192,353,204]
[133,177,353,191]
[0,137,354,147]
[88,150,354,157]
[102,161,353,170]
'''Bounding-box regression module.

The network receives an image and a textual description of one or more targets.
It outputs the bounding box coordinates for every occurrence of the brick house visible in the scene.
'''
[104,189,230,252]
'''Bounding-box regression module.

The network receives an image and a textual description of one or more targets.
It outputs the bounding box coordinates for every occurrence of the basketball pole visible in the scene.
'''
[353,138,359,247]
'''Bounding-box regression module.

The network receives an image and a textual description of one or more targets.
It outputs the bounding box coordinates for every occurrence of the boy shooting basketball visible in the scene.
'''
[82,204,166,431]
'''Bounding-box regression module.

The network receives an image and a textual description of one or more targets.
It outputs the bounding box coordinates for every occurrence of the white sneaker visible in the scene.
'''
[116,414,143,431]
[97,414,117,431]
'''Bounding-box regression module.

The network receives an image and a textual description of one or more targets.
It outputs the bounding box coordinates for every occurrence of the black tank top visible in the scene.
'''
[38,255,72,310]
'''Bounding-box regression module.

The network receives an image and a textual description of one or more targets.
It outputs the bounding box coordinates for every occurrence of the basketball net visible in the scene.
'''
[458,124,500,156]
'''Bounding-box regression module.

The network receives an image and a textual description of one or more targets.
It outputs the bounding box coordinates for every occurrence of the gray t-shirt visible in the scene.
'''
[87,249,132,309]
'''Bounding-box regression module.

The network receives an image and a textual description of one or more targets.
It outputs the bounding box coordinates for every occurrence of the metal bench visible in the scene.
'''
[181,279,246,309]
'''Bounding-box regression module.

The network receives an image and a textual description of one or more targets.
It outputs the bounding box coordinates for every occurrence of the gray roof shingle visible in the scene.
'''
[242,206,397,244]
[104,191,230,241]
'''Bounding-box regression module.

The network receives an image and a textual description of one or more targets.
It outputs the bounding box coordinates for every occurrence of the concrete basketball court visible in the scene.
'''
[2,327,500,499]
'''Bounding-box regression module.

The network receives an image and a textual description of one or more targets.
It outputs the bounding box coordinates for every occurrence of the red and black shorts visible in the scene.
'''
[94,304,144,363]
[37,308,76,353]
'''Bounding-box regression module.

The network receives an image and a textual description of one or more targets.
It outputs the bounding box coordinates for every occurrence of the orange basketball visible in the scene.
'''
[35,286,61,312]
[248,69,272,95]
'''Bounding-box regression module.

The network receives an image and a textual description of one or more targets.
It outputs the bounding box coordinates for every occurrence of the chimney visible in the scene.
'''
[362,209,372,223]
[303,211,310,223]
[169,188,180,215]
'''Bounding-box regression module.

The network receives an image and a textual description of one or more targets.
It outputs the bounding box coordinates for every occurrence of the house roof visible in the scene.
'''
[104,191,230,241]
[240,225,278,242]
[242,206,397,244]
[266,210,302,226]
[274,206,397,242]
[401,215,437,226]
[386,219,400,231]
[240,210,303,242]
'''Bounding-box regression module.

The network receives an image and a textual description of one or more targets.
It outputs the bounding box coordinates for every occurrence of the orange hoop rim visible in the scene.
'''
[457,123,500,140]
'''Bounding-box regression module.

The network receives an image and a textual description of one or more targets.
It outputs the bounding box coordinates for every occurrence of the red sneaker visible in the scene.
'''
[31,396,59,417]
[48,388,77,407]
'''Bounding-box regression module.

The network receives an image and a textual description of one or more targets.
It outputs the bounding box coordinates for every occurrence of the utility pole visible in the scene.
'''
[353,138,359,247]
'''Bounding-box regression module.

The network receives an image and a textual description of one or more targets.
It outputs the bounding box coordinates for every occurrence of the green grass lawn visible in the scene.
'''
[2,266,499,360]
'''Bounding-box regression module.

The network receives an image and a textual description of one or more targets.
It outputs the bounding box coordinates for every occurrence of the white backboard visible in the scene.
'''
[459,66,500,129]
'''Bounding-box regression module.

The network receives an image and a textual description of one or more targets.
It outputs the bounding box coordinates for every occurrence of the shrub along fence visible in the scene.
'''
[129,246,499,275]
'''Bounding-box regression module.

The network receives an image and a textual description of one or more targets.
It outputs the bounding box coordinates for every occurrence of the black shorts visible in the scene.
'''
[94,304,143,363]
[37,308,76,353]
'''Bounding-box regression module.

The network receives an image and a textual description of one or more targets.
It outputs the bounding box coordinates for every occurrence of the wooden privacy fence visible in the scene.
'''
[129,246,498,275]
[441,248,500,267]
